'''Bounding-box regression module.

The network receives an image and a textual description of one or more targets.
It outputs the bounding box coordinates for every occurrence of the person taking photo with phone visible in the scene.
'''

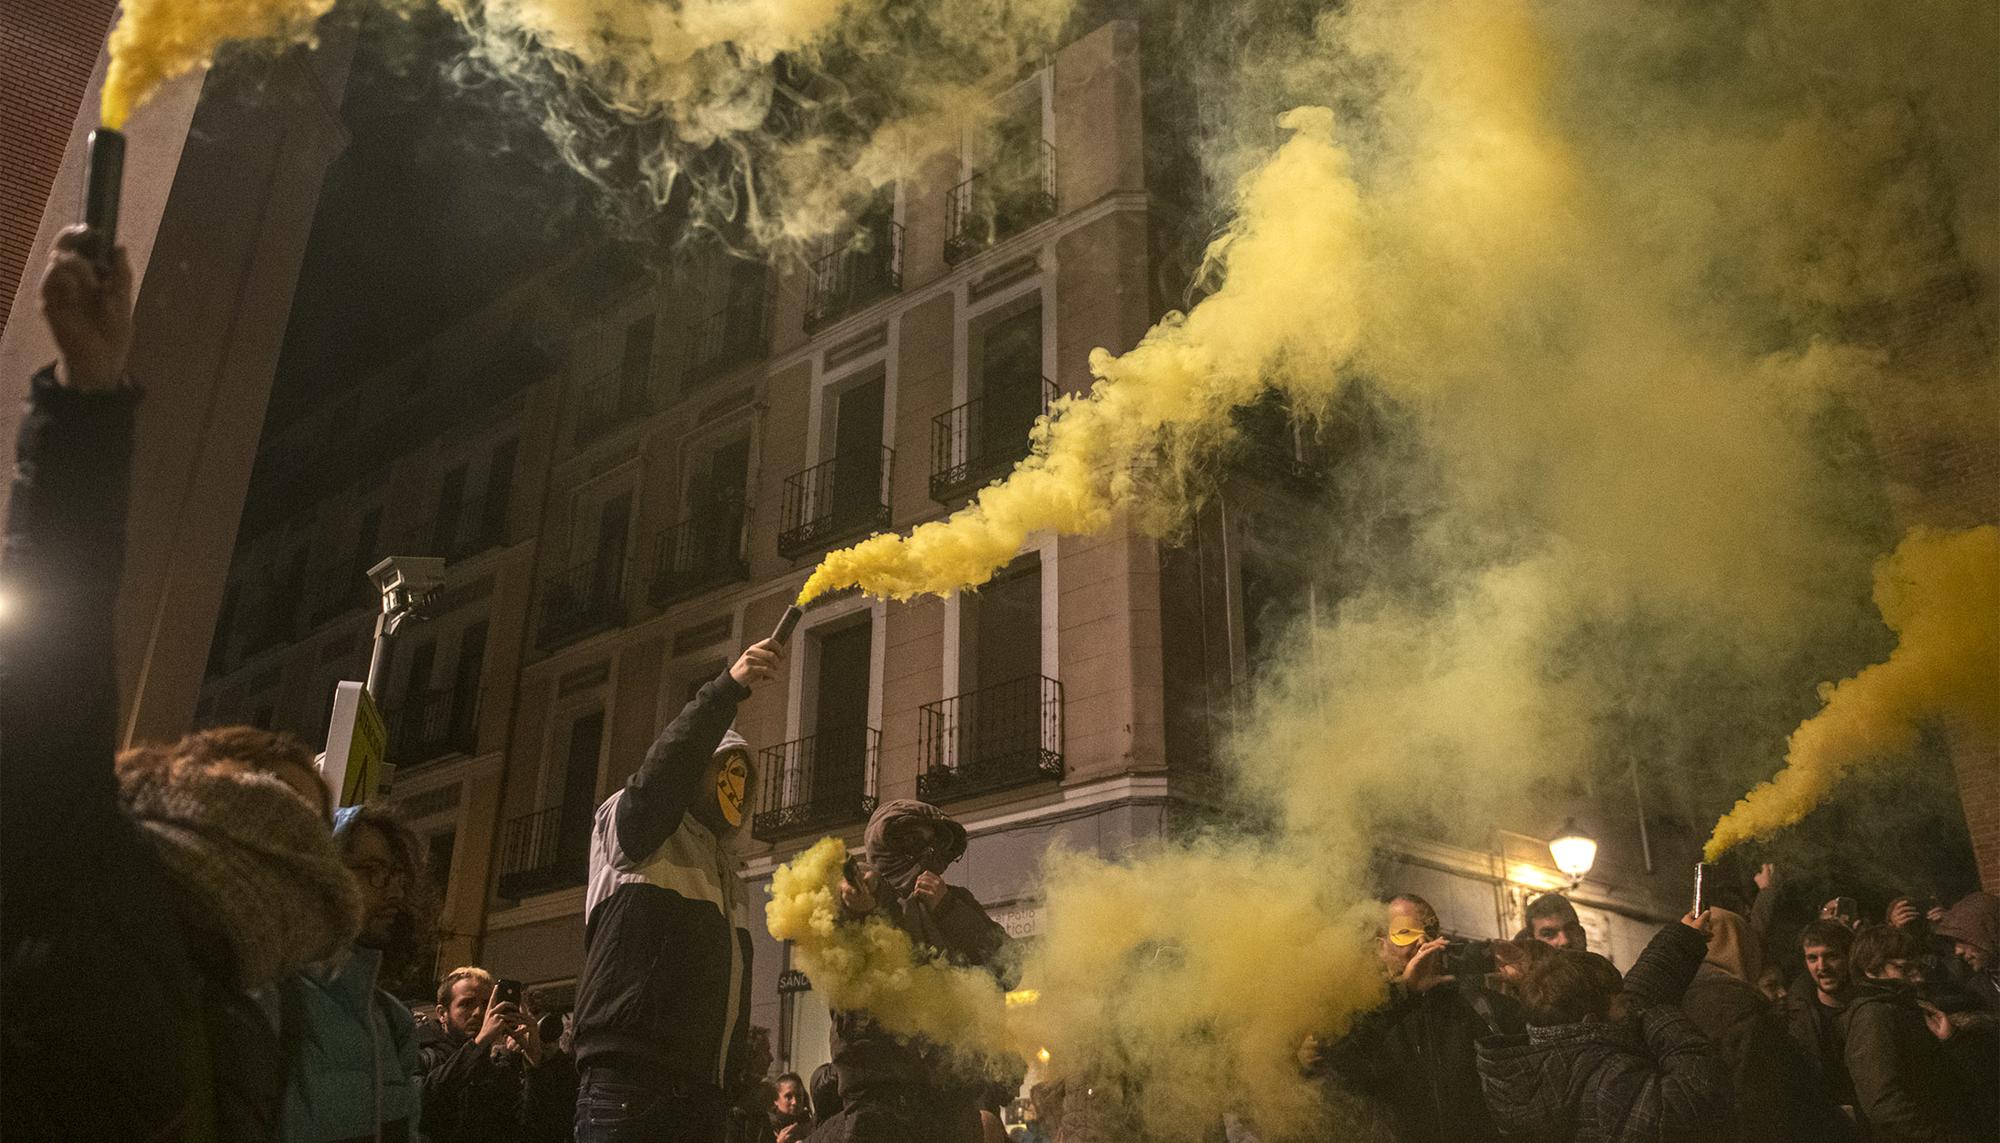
[419,967,575,1143]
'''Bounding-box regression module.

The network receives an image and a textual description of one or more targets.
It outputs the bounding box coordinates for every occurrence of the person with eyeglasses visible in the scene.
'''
[276,804,435,1142]
[1300,893,1522,1143]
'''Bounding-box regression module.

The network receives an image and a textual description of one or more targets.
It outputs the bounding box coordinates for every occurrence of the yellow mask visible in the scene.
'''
[714,751,749,829]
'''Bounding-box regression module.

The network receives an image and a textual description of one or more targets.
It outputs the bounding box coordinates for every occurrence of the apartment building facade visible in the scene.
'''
[199,15,1687,1083]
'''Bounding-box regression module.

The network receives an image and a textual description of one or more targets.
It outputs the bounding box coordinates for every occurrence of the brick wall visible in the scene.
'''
[0,0,115,337]
[1863,270,2000,893]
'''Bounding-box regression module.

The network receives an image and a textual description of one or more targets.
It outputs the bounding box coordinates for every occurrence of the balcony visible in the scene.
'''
[776,448,893,560]
[574,373,650,446]
[804,222,903,334]
[400,496,510,564]
[918,675,1064,802]
[686,280,771,386]
[388,685,478,766]
[944,142,1057,266]
[496,804,586,900]
[752,727,880,843]
[930,377,1057,502]
[538,558,626,650]
[650,510,748,606]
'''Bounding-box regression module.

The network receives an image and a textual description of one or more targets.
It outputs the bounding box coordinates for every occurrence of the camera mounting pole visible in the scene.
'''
[363,556,446,701]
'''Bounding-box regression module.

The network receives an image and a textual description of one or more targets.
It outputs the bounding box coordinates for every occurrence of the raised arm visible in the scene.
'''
[0,228,137,882]
[612,638,779,860]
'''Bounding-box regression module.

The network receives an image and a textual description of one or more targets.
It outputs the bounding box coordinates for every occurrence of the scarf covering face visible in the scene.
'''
[862,799,969,897]
[121,763,361,990]
[1701,907,1761,983]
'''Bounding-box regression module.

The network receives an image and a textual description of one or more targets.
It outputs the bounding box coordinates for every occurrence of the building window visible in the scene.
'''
[753,618,878,841]
[779,371,891,559]
[932,299,1051,502]
[945,80,1056,265]
[427,829,457,899]
[652,436,751,605]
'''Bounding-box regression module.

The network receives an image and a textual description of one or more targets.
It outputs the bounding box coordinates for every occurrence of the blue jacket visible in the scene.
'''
[279,944,420,1141]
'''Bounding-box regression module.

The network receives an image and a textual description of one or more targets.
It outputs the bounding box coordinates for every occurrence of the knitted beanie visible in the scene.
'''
[120,763,362,991]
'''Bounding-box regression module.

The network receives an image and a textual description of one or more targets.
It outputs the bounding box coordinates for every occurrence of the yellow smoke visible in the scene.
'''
[101,0,336,128]
[800,103,1370,604]
[1707,525,2000,860]
[765,836,1014,1058]
[795,1,1995,1136]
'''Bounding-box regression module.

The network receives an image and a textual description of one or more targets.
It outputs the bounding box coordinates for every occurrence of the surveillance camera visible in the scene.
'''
[367,555,447,616]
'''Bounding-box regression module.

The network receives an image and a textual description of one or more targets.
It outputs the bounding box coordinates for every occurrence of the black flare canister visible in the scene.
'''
[84,128,125,261]
[771,604,803,645]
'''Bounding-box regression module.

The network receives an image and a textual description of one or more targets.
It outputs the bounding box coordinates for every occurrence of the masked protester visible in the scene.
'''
[1306,894,1525,1142]
[570,640,780,1143]
[819,799,1014,1143]
[1,229,364,1143]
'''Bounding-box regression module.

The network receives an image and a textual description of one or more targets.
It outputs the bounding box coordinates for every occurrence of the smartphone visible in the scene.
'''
[493,978,523,1008]
[1692,862,1715,917]
[1833,896,1859,924]
[1441,939,1497,978]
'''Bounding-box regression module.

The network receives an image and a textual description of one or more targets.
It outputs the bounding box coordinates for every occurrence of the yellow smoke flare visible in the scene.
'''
[765,836,1013,1058]
[102,0,336,128]
[1707,525,2000,859]
[799,105,1366,604]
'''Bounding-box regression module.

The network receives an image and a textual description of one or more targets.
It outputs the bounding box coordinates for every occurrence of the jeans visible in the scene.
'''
[574,1071,727,1143]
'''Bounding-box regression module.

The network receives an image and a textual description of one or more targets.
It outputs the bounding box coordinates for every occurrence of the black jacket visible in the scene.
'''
[1841,979,1998,1143]
[418,1031,576,1143]
[1680,968,1852,1142]
[1783,975,1855,1109]
[1475,921,1729,1143]
[1477,1006,1729,1143]
[571,671,754,1090]
[1,369,286,1141]
[1318,978,1526,1142]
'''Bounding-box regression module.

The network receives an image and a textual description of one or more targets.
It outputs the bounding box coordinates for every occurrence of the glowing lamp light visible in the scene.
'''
[1037,1047,1052,1065]
[1549,818,1598,886]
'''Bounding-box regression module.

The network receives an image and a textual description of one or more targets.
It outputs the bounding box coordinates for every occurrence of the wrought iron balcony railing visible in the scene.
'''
[538,557,626,650]
[917,674,1064,802]
[650,510,749,606]
[944,141,1057,266]
[387,685,479,766]
[686,280,772,385]
[752,727,881,843]
[930,376,1056,502]
[496,804,586,900]
[805,222,904,334]
[777,447,893,560]
[574,372,651,446]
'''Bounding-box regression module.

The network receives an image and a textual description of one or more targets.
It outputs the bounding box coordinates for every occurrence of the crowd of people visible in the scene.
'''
[4,231,1998,1143]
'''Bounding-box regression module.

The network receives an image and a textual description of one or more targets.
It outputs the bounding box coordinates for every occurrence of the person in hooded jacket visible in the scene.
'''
[1475,911,1732,1143]
[1,227,364,1143]
[570,639,781,1142]
[817,799,1014,1143]
[1934,891,2000,1016]
[280,803,435,1142]
[1841,923,1999,1143]
[1679,908,1852,1142]
[1306,893,1525,1142]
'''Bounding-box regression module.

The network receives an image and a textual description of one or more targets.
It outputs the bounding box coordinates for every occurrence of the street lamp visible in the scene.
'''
[364,555,445,700]
[1549,818,1598,888]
